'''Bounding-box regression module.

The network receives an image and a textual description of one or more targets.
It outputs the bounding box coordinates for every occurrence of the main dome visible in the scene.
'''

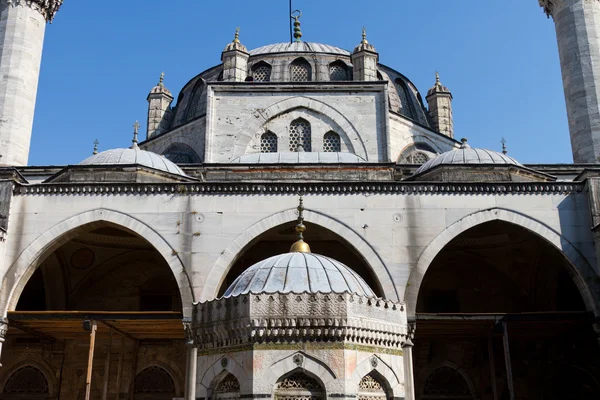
[80,147,186,176]
[223,252,376,297]
[249,42,351,56]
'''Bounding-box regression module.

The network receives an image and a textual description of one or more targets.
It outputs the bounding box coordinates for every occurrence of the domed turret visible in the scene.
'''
[147,73,174,139]
[221,28,249,82]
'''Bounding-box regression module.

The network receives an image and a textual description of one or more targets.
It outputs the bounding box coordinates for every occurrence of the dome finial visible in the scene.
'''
[290,194,311,253]
[131,121,140,149]
[291,10,303,42]
[233,27,240,43]
[158,72,165,87]
[460,137,470,149]
[436,71,440,84]
[501,137,507,155]
[362,27,368,44]
[92,139,99,155]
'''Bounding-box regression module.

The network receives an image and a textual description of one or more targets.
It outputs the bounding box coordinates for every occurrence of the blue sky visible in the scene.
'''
[30,0,567,165]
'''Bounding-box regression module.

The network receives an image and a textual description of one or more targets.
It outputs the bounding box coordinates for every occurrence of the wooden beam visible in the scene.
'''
[9,319,56,342]
[98,320,137,341]
[502,321,515,400]
[85,320,98,400]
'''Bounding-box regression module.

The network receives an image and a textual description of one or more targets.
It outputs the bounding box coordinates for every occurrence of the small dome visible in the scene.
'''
[414,139,521,175]
[231,152,366,164]
[223,252,376,297]
[249,42,350,56]
[80,147,186,176]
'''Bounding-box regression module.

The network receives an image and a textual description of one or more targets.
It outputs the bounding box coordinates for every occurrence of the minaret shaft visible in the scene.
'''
[541,0,600,163]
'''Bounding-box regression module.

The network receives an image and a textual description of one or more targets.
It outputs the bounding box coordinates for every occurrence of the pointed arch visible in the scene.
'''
[201,207,398,302]
[0,361,56,396]
[350,355,401,398]
[0,209,194,318]
[264,352,336,390]
[419,362,476,400]
[404,207,598,317]
[289,118,312,151]
[329,61,349,81]
[290,57,312,81]
[199,357,250,396]
[252,61,272,82]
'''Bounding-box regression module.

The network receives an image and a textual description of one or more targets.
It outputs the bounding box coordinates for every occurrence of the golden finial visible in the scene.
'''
[159,72,165,86]
[362,27,368,44]
[233,27,240,43]
[131,121,140,148]
[93,139,99,155]
[291,10,303,42]
[290,195,311,253]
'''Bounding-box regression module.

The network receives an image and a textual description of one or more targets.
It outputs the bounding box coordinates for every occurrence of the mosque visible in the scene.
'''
[0,0,600,399]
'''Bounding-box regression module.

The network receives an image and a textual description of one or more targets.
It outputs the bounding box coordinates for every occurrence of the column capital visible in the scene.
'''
[7,0,64,22]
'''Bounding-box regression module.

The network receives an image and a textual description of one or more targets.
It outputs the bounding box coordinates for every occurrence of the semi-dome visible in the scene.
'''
[249,42,350,56]
[414,138,521,175]
[80,146,186,176]
[223,252,376,298]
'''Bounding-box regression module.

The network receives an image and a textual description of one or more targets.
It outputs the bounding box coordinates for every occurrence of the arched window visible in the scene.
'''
[400,144,435,164]
[290,58,312,82]
[394,79,416,120]
[134,366,176,395]
[422,367,473,399]
[289,119,311,152]
[405,151,429,164]
[3,366,49,394]
[329,61,348,81]
[252,62,272,82]
[274,372,324,400]
[358,373,389,400]
[260,132,278,153]
[213,373,240,400]
[323,132,341,152]
[162,143,201,164]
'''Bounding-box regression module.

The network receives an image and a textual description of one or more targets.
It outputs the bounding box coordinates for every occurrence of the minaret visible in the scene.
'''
[146,72,174,139]
[539,0,600,163]
[0,0,63,166]
[221,28,249,82]
[426,72,454,138]
[351,28,379,81]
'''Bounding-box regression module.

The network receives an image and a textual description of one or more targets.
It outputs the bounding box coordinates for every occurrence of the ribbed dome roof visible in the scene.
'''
[414,139,521,175]
[80,147,186,176]
[249,42,350,56]
[223,252,376,297]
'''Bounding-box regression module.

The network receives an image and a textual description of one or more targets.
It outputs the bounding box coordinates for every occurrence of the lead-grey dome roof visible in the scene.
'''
[250,42,351,56]
[80,147,186,176]
[223,252,376,297]
[414,140,521,175]
[231,152,366,164]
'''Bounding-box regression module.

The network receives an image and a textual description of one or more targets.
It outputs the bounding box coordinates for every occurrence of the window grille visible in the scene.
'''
[323,132,341,152]
[3,366,49,393]
[289,119,311,152]
[405,151,429,164]
[423,367,472,399]
[358,374,388,400]
[134,366,176,394]
[214,374,241,400]
[329,64,348,81]
[394,79,416,119]
[290,59,311,82]
[260,132,278,153]
[253,65,272,82]
[274,372,324,400]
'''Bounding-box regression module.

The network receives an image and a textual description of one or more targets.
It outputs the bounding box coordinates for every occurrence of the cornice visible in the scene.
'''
[8,0,63,22]
[194,292,407,350]
[13,181,585,196]
[539,0,596,18]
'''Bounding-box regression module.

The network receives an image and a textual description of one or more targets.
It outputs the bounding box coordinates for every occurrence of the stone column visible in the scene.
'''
[0,0,63,166]
[184,320,197,400]
[539,0,600,163]
[0,318,8,367]
[402,322,416,400]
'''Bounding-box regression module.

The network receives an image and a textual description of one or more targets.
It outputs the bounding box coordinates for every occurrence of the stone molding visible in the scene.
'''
[13,181,584,196]
[539,0,597,17]
[7,0,63,22]
[194,292,407,350]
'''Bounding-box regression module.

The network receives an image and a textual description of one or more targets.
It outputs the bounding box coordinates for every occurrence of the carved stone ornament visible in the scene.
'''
[293,353,304,367]
[7,0,64,22]
[370,356,378,368]
[183,319,195,346]
[0,318,8,339]
[221,357,228,368]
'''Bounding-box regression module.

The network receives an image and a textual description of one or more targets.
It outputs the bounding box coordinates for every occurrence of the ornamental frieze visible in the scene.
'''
[7,0,63,22]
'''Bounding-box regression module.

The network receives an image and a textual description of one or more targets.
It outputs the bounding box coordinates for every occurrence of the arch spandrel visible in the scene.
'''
[405,207,598,317]
[0,208,194,318]
[201,208,398,302]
